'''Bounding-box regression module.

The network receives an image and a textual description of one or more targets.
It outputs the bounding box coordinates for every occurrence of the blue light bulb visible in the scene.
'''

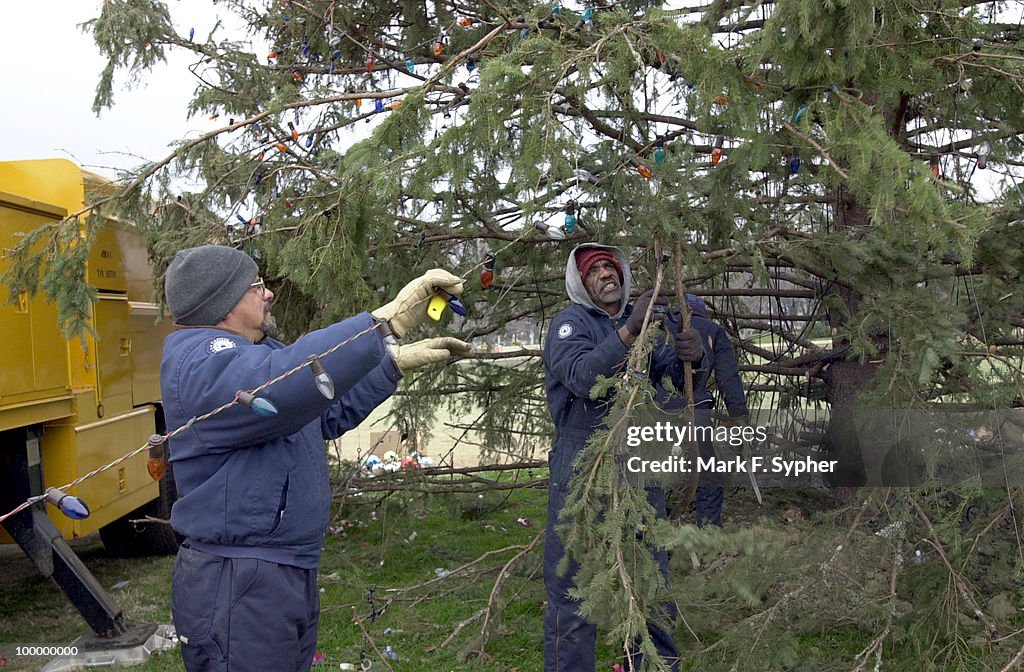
[60,496,90,519]
[448,296,468,317]
[581,7,593,21]
[406,58,415,73]
[238,391,278,417]
[564,213,577,233]
[790,155,800,174]
[375,100,384,113]
[46,489,90,520]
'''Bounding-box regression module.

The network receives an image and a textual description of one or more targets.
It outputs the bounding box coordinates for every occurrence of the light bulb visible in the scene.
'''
[308,356,335,399]
[46,489,90,520]
[481,253,496,289]
[238,391,278,417]
[147,434,167,481]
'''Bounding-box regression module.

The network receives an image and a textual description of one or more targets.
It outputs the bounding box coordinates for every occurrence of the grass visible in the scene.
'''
[1,471,560,671]
[0,543,175,671]
[3,471,1024,671]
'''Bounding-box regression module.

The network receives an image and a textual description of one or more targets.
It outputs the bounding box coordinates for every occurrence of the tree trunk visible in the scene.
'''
[821,191,886,487]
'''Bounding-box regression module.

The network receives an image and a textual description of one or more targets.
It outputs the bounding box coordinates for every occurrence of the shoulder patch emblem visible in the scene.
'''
[557,323,574,340]
[207,337,238,354]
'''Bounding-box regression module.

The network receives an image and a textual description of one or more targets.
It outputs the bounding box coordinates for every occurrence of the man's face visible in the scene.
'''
[222,278,278,342]
[583,260,622,315]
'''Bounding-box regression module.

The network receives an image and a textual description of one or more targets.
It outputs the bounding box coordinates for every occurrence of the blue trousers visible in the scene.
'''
[171,544,320,672]
[544,447,680,672]
[695,436,724,528]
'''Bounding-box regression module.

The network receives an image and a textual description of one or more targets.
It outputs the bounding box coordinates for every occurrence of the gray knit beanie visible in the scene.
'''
[165,245,259,326]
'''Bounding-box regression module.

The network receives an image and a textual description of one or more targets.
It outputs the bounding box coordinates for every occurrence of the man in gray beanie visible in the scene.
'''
[160,244,468,672]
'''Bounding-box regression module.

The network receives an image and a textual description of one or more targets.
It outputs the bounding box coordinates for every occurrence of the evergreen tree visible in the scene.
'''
[7,0,1023,667]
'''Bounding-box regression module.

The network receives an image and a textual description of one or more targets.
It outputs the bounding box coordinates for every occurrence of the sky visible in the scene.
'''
[0,1,230,181]
[1,1,1014,200]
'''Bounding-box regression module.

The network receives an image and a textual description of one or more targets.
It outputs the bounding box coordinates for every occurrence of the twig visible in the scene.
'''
[962,490,1019,569]
[670,237,699,520]
[851,544,902,672]
[383,542,535,597]
[999,640,1024,672]
[479,531,543,648]
[428,609,485,652]
[783,122,850,181]
[128,515,171,526]
[909,493,999,639]
[351,606,395,672]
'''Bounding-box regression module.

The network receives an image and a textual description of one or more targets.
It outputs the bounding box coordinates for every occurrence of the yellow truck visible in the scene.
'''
[0,158,176,643]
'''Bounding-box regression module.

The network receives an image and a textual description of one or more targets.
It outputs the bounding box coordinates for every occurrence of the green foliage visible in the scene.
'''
[0,216,97,341]
[84,0,174,113]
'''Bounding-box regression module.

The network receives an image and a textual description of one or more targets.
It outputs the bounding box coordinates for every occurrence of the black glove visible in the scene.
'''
[675,327,704,362]
[624,289,670,336]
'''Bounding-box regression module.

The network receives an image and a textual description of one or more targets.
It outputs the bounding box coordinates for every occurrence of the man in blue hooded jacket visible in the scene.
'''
[542,244,707,672]
[161,244,469,672]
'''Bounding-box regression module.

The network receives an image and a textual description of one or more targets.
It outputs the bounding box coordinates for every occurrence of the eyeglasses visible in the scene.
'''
[250,277,267,298]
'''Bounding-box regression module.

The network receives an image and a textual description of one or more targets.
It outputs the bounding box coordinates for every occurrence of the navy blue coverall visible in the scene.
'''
[542,245,709,672]
[162,313,400,671]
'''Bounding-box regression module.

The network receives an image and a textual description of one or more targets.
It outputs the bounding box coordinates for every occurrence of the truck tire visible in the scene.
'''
[99,463,182,557]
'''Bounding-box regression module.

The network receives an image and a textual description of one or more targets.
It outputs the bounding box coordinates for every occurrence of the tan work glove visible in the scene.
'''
[372,269,464,338]
[393,337,471,374]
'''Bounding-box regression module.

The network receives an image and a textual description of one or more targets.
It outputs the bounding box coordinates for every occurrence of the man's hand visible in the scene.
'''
[372,269,464,338]
[624,289,670,336]
[393,337,471,374]
[675,327,703,362]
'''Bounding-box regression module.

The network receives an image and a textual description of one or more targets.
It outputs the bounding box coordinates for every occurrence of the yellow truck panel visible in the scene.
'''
[39,406,159,540]
[0,191,74,411]
[0,158,172,546]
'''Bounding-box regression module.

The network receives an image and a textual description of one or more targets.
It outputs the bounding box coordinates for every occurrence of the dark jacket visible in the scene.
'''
[684,294,747,418]
[543,245,707,452]
[161,312,400,568]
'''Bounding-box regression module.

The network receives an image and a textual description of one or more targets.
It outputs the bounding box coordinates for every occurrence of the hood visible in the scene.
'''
[685,293,708,319]
[565,244,632,319]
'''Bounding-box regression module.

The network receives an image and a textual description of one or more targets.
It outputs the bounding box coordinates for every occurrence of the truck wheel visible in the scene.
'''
[99,464,182,557]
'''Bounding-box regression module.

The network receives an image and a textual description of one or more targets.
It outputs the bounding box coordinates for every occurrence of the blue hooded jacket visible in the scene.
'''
[543,245,708,452]
[161,312,400,568]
